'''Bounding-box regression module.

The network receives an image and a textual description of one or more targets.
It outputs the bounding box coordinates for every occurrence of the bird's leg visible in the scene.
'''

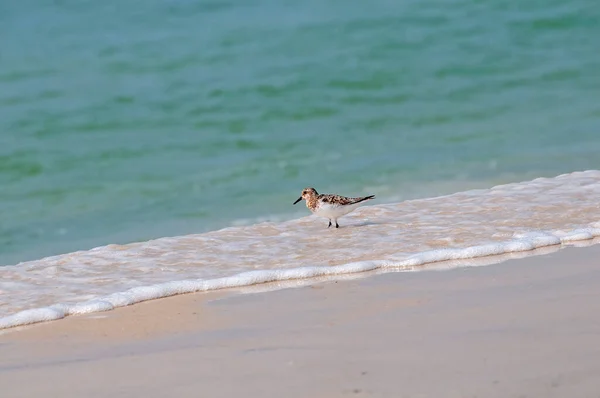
[335,220,340,229]
[328,220,332,228]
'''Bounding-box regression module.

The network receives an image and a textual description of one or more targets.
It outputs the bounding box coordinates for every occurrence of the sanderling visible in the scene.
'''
[293,187,375,228]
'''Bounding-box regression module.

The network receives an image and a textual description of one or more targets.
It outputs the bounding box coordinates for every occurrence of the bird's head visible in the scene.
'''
[293,187,318,205]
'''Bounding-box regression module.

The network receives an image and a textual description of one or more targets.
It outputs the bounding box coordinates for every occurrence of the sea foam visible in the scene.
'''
[1,170,600,330]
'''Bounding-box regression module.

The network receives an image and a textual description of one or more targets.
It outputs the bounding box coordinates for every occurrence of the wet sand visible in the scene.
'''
[2,244,600,398]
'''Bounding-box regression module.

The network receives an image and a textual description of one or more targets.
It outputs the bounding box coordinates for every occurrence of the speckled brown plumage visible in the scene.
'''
[293,187,375,228]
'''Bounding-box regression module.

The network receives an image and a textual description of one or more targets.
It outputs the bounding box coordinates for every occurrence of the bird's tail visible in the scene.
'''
[350,195,375,205]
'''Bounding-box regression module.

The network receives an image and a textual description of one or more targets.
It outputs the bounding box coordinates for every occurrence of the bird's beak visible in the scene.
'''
[293,197,302,205]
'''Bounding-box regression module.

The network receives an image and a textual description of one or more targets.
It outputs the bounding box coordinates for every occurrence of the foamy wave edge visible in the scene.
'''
[2,226,600,330]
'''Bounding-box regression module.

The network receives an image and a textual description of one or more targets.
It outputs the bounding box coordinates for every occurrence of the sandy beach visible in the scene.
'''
[2,243,600,398]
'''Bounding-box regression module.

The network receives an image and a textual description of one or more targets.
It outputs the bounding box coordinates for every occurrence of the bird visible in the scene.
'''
[293,187,375,228]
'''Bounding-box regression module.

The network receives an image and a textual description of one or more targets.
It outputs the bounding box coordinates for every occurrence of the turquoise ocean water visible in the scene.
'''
[1,0,599,266]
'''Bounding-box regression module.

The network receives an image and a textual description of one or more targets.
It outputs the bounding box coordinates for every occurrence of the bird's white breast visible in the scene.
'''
[313,202,361,219]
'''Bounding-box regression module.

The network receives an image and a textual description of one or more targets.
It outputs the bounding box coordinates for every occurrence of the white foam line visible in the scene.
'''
[1,226,599,330]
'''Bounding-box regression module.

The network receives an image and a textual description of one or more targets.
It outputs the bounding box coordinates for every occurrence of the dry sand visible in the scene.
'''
[2,244,600,398]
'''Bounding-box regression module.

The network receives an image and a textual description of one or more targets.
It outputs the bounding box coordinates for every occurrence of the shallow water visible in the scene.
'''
[1,0,600,265]
[1,171,600,329]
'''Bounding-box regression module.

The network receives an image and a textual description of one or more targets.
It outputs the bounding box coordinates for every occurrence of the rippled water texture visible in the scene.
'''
[1,0,600,265]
